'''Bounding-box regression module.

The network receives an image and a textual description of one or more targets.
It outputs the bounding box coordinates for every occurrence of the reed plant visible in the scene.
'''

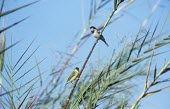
[0,0,170,109]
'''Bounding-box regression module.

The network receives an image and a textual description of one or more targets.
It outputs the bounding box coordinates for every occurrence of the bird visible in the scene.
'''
[90,26,109,46]
[65,67,79,86]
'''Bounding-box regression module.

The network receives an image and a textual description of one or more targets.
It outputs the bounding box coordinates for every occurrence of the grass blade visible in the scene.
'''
[18,83,35,109]
[15,57,46,82]
[34,56,43,87]
[137,25,152,57]
[144,42,170,53]
[153,64,157,80]
[0,71,44,97]
[0,33,6,88]
[13,45,40,77]
[98,0,112,10]
[163,35,170,40]
[0,0,39,17]
[132,51,168,63]
[13,37,37,70]
[0,17,29,33]
[150,19,160,41]
[0,40,20,55]
[144,86,170,97]
[0,0,5,15]
[89,0,93,21]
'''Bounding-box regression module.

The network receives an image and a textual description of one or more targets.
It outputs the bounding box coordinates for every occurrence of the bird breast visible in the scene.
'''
[92,30,100,38]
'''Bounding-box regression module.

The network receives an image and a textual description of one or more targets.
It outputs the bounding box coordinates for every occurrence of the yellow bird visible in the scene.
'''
[65,67,79,86]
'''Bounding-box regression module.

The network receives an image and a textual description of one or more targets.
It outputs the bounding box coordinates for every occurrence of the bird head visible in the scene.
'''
[90,26,97,33]
[75,67,79,71]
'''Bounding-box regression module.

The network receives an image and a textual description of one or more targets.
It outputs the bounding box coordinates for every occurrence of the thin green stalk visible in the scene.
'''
[29,1,116,108]
[130,61,170,109]
[63,1,123,108]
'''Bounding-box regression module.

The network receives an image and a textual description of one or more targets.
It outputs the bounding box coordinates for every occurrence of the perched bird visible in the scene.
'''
[90,26,109,46]
[65,67,79,86]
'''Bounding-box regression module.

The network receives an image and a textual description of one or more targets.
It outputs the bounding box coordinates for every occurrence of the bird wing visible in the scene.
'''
[66,69,79,83]
[98,33,109,46]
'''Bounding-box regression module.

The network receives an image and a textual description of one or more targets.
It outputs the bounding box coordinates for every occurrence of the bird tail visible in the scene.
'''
[100,35,109,46]
[103,40,109,46]
[65,82,68,87]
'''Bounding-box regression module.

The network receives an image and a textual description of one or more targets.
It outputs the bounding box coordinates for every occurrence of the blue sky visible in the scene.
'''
[2,0,170,108]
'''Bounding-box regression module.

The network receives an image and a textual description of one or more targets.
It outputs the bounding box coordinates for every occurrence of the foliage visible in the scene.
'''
[0,0,170,109]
